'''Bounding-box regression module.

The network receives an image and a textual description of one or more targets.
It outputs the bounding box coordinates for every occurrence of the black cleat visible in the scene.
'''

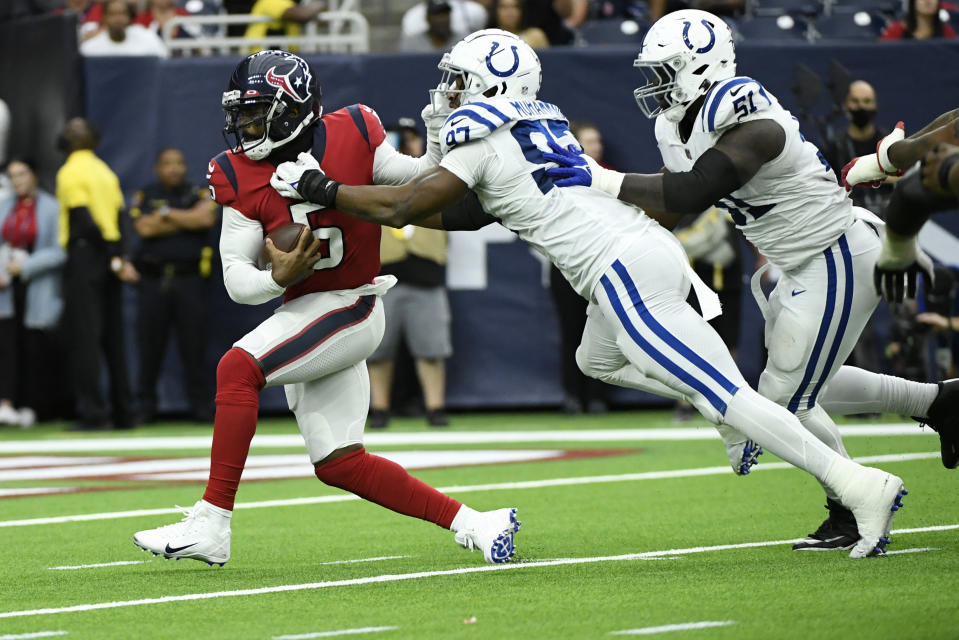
[426,409,450,427]
[914,379,959,469]
[793,498,860,551]
[367,409,390,430]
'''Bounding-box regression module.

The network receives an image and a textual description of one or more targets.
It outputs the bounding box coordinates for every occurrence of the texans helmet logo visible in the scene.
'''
[265,65,309,102]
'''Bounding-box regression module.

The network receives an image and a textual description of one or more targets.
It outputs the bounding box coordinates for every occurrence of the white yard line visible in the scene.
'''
[0,452,940,529]
[884,547,938,555]
[0,424,931,454]
[0,525,952,620]
[0,632,68,639]
[610,621,735,635]
[319,556,410,565]
[48,561,147,571]
[273,627,397,639]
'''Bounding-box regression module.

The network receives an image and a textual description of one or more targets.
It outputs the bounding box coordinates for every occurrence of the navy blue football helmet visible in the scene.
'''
[222,50,321,160]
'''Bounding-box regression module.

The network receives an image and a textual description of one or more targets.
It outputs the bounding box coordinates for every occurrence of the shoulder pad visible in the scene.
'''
[206,151,238,207]
[699,77,775,134]
[439,102,512,155]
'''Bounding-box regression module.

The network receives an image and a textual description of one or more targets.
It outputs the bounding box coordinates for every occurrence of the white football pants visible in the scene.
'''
[233,276,394,463]
[577,224,846,483]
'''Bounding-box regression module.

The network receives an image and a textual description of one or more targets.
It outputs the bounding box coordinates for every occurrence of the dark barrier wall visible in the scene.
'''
[0,14,85,192]
[81,42,959,412]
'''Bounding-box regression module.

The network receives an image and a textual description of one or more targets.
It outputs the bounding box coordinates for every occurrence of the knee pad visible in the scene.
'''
[574,343,598,379]
[758,369,794,407]
[766,313,809,374]
[215,348,265,406]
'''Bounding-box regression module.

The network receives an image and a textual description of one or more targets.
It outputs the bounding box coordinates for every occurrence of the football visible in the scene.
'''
[258,223,309,269]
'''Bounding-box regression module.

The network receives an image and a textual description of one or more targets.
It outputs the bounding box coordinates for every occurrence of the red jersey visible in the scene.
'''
[208,104,385,301]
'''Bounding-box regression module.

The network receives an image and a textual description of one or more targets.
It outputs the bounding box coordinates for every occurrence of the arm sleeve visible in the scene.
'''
[371,139,437,186]
[220,205,286,305]
[883,167,957,237]
[440,192,498,231]
[661,148,743,214]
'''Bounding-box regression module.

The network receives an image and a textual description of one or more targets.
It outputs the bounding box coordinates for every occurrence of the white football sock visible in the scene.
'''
[722,386,838,481]
[449,505,480,532]
[795,405,849,500]
[819,366,938,418]
[200,499,233,521]
[795,405,849,458]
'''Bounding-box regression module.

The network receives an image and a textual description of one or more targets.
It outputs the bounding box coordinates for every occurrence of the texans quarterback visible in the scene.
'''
[271,29,909,558]
[133,50,520,566]
[543,10,957,551]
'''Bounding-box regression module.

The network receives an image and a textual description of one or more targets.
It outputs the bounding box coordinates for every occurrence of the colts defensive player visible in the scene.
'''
[544,10,957,551]
[133,50,520,566]
[271,29,909,558]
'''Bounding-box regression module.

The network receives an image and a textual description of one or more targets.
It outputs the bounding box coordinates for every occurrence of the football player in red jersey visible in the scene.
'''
[133,50,519,566]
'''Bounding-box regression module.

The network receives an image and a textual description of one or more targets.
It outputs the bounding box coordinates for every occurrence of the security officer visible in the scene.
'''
[55,117,137,431]
[130,147,217,422]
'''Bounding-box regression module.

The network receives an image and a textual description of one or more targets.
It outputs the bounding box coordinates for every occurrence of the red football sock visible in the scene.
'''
[202,348,265,511]
[315,448,462,529]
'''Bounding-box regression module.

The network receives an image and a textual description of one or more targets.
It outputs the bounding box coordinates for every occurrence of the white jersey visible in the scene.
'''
[438,98,654,299]
[656,76,855,272]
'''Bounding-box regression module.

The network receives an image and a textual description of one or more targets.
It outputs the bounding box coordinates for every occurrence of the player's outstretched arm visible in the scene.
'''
[843,108,959,189]
[886,108,959,170]
[334,167,469,228]
[551,119,784,219]
[271,152,470,229]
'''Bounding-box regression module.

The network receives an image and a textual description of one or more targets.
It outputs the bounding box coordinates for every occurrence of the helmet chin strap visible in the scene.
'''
[662,102,688,123]
[243,107,319,161]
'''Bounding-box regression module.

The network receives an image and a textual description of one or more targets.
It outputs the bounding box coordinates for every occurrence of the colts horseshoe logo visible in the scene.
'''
[486,42,520,77]
[682,19,716,54]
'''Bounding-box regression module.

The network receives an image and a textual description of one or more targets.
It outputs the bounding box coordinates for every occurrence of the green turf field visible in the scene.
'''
[0,411,956,639]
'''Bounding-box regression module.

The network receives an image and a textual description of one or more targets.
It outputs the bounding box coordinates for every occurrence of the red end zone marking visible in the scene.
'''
[0,449,642,498]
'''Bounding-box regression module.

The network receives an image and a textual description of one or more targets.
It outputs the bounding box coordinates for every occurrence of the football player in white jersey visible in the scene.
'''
[542,10,957,551]
[272,28,909,558]
[842,106,959,302]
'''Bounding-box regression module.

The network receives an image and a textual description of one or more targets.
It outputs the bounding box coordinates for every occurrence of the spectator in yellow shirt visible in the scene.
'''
[244,0,327,52]
[55,118,137,431]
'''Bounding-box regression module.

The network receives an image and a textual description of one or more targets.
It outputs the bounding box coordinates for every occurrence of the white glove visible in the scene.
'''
[587,155,625,197]
[840,121,905,190]
[876,121,906,174]
[270,151,320,200]
[874,232,934,303]
[422,82,453,145]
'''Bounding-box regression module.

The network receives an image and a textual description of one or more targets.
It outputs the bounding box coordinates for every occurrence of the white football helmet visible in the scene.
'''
[633,10,736,123]
[431,29,542,107]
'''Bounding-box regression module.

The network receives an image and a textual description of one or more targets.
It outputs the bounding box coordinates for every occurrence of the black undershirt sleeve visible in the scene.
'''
[660,148,744,215]
[884,168,957,237]
[440,191,498,231]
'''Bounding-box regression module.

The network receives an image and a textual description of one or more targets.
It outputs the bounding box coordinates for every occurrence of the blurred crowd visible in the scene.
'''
[2,0,957,58]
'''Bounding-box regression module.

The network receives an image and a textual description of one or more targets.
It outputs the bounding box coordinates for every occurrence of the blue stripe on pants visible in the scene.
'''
[787,246,838,413]
[806,235,854,409]
[259,295,376,378]
[611,260,740,395]
[599,273,731,416]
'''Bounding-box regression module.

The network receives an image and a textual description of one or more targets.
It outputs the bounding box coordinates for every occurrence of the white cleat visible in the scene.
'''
[715,424,763,475]
[454,508,520,563]
[133,500,231,566]
[837,467,907,558]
